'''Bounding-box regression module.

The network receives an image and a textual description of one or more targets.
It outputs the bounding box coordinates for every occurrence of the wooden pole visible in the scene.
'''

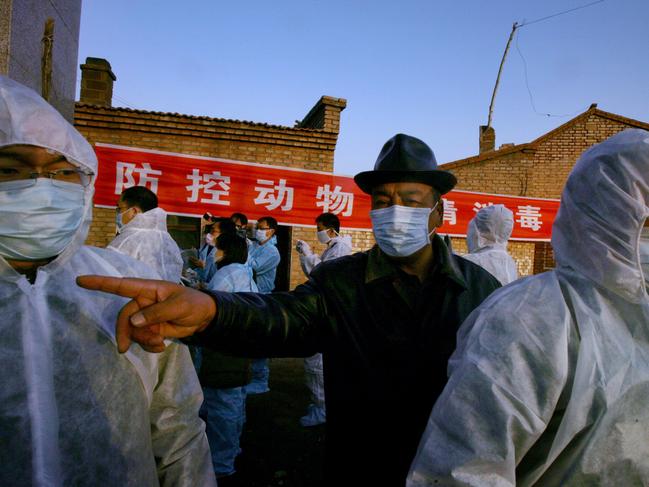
[487,22,518,128]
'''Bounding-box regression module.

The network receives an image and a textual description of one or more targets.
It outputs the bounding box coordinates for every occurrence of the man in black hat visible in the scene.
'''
[78,134,501,486]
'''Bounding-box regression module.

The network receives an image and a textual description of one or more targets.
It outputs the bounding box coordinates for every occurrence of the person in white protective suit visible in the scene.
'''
[200,232,258,480]
[407,128,649,487]
[0,76,215,487]
[295,212,352,427]
[462,204,519,285]
[245,215,281,394]
[108,185,183,282]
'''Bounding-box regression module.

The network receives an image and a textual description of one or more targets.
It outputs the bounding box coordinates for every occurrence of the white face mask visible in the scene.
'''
[0,179,85,260]
[640,226,649,288]
[317,229,332,244]
[255,229,269,243]
[205,233,215,246]
[370,202,438,258]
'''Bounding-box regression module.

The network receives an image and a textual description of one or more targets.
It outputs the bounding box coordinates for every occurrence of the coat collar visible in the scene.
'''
[365,234,467,289]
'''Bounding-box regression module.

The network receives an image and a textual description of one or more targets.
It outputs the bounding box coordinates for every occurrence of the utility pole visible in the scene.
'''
[487,22,518,128]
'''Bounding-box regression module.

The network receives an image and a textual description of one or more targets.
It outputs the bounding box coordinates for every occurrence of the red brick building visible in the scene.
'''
[74,57,649,284]
[75,57,357,290]
[442,105,649,275]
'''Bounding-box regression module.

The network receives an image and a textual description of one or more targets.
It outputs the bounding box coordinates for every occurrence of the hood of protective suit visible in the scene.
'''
[0,76,97,277]
[466,204,513,252]
[552,128,649,303]
[123,207,169,232]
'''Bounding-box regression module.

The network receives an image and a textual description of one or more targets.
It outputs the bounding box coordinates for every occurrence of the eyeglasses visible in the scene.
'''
[0,167,94,188]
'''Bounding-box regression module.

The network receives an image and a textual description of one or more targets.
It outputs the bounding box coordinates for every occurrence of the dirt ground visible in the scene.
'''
[223,358,326,487]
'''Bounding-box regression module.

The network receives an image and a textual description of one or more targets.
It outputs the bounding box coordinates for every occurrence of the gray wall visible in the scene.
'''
[0,0,82,121]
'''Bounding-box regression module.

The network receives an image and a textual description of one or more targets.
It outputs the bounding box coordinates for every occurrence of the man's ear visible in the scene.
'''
[431,197,444,229]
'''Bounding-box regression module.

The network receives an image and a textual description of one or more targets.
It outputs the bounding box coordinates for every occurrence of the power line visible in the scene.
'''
[510,0,606,118]
[76,77,138,109]
[112,94,138,110]
[518,0,605,28]
[515,32,587,119]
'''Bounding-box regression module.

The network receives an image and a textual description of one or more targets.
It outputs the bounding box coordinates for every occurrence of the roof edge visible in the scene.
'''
[74,102,326,133]
[441,105,649,170]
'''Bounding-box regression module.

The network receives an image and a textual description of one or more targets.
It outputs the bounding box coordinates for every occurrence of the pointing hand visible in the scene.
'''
[76,275,216,353]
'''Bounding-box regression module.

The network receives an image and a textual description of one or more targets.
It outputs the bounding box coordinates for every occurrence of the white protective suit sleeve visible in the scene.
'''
[408,129,649,487]
[299,235,353,276]
[0,76,215,487]
[145,341,216,487]
[108,207,183,283]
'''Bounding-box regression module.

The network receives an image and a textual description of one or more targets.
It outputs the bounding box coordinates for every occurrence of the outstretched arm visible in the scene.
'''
[76,276,216,353]
[76,274,329,357]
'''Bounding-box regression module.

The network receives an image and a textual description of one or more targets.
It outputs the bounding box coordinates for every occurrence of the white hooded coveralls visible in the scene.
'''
[408,129,649,486]
[0,76,215,487]
[463,204,519,285]
[108,207,183,283]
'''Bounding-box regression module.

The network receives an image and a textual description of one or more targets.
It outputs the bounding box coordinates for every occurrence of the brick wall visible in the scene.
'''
[527,113,638,198]
[75,95,346,289]
[442,108,649,275]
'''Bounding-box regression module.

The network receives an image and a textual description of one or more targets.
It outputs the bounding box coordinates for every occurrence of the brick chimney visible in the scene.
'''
[79,57,116,107]
[296,96,347,133]
[479,125,495,153]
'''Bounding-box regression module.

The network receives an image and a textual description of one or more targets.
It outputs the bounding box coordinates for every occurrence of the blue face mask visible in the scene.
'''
[0,179,85,260]
[370,202,438,258]
[115,207,133,232]
[115,212,124,231]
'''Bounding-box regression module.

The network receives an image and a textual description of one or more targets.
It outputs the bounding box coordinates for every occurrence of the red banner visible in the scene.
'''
[94,144,559,241]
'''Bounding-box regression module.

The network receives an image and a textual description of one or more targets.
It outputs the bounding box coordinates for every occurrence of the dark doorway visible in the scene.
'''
[273,225,292,292]
[167,215,201,250]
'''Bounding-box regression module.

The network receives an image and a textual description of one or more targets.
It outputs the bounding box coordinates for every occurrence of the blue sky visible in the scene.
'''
[78,0,649,176]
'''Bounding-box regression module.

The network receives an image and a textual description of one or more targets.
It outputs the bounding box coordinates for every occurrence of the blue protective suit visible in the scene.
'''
[247,236,280,294]
[246,236,280,393]
[201,263,258,477]
[197,243,217,283]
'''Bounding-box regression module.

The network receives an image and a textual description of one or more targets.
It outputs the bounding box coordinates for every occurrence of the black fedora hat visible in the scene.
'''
[354,133,457,195]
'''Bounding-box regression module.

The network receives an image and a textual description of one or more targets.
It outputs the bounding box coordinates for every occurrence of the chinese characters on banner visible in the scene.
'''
[94,144,559,241]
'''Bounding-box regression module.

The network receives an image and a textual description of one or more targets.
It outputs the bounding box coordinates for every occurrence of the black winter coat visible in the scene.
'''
[194,236,501,486]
